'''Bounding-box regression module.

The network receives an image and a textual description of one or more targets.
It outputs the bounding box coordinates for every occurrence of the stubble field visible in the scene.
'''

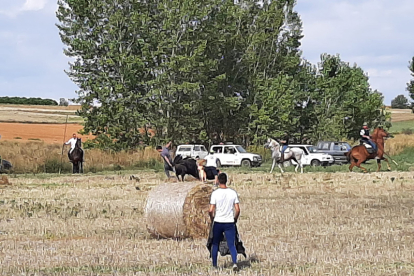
[1,171,414,275]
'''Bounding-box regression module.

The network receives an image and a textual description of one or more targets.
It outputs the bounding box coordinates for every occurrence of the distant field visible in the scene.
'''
[388,108,414,122]
[0,104,82,124]
[0,123,91,143]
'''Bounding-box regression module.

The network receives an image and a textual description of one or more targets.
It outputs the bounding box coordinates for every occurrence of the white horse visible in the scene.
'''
[264,138,304,173]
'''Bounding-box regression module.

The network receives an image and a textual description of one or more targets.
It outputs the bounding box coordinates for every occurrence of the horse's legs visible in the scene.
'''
[376,159,381,172]
[270,159,276,173]
[382,157,391,171]
[80,161,83,173]
[355,159,368,173]
[278,163,284,173]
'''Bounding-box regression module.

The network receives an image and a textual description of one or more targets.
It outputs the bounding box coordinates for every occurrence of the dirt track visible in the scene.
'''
[0,123,92,143]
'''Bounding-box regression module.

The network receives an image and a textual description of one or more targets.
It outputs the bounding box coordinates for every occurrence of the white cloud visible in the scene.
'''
[296,0,414,103]
[21,0,47,11]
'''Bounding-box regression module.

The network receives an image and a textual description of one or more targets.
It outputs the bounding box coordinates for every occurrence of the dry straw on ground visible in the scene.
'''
[145,182,212,239]
[1,171,414,275]
[0,140,160,173]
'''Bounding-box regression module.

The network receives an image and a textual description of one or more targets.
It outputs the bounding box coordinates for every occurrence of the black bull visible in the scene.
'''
[173,155,199,181]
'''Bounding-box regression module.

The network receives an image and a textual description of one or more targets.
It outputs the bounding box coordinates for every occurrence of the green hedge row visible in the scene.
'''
[0,97,58,105]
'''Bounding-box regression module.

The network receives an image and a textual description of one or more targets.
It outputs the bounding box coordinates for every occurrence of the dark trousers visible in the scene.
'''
[212,222,237,267]
[164,163,173,177]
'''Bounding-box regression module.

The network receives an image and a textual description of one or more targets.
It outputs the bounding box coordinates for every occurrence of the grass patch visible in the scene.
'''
[389,120,414,134]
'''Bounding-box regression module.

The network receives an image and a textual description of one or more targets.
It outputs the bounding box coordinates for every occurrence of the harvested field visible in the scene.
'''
[0,105,82,124]
[0,123,91,143]
[389,108,414,122]
[1,171,414,275]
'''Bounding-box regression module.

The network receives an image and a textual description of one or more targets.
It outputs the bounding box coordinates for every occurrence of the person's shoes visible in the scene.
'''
[232,264,239,272]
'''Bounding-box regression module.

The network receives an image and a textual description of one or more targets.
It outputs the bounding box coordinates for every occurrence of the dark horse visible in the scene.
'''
[347,127,391,173]
[69,138,83,173]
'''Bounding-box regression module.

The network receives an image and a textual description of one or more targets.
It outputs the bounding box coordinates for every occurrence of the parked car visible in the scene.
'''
[210,144,262,167]
[316,141,351,164]
[175,144,208,160]
[289,144,334,166]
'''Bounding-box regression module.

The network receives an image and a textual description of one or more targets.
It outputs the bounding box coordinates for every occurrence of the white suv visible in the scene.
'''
[176,144,208,160]
[289,144,334,166]
[210,144,262,167]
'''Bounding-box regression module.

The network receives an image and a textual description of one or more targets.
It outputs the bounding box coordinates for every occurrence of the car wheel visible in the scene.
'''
[311,159,321,166]
[216,159,221,168]
[241,159,251,168]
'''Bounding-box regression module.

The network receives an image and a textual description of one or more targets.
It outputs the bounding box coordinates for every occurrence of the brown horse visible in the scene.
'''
[347,127,391,172]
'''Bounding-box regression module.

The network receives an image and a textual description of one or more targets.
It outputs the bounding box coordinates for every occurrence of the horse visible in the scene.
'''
[69,138,83,173]
[347,127,391,173]
[264,138,304,173]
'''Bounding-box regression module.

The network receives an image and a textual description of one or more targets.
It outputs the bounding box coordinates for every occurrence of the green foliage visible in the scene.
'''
[0,97,58,105]
[407,57,414,103]
[57,0,388,150]
[401,128,414,135]
[391,94,410,109]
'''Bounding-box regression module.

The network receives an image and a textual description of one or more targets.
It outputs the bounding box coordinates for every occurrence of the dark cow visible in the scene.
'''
[173,155,199,181]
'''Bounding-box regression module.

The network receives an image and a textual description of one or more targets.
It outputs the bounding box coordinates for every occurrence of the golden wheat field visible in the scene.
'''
[1,171,414,275]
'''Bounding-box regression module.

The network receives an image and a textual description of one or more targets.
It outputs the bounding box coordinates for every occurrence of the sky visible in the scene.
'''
[0,0,413,105]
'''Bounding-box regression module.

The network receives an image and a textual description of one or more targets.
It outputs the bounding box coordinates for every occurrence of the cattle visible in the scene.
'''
[173,155,200,181]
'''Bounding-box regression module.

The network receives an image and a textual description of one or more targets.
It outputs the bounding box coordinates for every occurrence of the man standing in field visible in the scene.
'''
[209,173,240,272]
[156,141,175,178]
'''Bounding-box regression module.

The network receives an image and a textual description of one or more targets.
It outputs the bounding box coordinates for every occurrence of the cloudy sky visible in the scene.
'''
[0,0,413,104]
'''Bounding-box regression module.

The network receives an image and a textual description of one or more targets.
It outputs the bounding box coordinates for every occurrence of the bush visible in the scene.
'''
[401,128,414,135]
[0,96,58,105]
[44,158,71,173]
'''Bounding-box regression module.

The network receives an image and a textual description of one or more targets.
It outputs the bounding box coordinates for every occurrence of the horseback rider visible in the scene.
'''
[360,122,377,152]
[277,132,290,163]
[64,133,82,161]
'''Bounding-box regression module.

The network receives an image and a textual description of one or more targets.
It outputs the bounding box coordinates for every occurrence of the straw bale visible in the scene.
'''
[145,182,212,239]
[0,175,10,185]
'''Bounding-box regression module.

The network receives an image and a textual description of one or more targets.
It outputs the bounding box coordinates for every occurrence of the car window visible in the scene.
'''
[224,146,236,154]
[235,146,247,153]
[333,145,340,151]
[194,146,200,151]
[212,146,222,153]
[307,146,317,153]
[322,143,329,150]
[178,146,191,152]
[201,146,207,152]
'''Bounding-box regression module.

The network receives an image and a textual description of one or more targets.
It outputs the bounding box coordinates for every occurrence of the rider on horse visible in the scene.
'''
[64,133,83,161]
[277,132,290,163]
[360,122,377,153]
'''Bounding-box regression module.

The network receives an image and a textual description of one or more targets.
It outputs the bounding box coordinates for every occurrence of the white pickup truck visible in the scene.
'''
[289,144,334,166]
[210,144,262,167]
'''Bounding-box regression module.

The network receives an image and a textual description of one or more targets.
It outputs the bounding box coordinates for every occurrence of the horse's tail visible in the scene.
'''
[345,148,352,163]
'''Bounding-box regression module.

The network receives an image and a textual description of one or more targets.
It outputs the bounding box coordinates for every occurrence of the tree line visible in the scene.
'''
[0,97,58,106]
[57,0,388,150]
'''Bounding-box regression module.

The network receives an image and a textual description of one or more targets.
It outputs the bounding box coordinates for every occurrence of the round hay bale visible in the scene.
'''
[145,182,213,239]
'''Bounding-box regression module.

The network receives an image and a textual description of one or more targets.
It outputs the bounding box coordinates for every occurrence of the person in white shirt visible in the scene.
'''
[64,133,79,160]
[208,173,240,272]
[200,150,219,184]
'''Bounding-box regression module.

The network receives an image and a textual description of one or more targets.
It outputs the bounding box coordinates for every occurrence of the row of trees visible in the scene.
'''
[57,0,388,150]
[0,97,58,105]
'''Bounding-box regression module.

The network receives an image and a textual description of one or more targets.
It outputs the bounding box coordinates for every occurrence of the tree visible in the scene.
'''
[407,57,414,111]
[59,98,69,106]
[57,0,388,150]
[391,94,410,109]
